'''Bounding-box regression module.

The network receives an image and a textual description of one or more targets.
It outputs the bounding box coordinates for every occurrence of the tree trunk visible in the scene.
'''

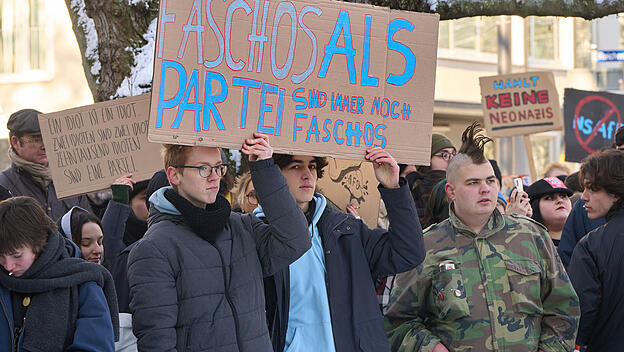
[65,0,158,102]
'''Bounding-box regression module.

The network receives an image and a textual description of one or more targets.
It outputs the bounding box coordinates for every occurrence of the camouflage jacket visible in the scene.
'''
[385,208,579,352]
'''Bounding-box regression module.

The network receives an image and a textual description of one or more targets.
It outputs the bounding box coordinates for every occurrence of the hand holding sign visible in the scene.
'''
[346,204,361,219]
[366,147,399,189]
[113,173,136,190]
[242,132,273,161]
[148,0,439,165]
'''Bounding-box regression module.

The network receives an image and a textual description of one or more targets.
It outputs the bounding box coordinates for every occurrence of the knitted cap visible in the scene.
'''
[431,134,455,157]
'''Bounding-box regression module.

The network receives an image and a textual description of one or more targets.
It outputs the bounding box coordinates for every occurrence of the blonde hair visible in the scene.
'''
[233,172,253,210]
[542,162,570,178]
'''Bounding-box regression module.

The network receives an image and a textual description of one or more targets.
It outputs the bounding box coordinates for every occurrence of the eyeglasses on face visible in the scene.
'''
[20,135,43,144]
[245,191,258,205]
[432,150,457,161]
[175,164,227,178]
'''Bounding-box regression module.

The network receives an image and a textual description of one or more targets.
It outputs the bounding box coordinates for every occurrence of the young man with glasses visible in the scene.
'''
[0,109,92,220]
[429,133,457,171]
[127,133,311,352]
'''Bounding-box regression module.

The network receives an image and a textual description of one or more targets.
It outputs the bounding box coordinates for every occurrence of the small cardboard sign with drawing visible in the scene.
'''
[149,0,439,165]
[479,71,563,138]
[317,158,380,227]
[38,94,163,199]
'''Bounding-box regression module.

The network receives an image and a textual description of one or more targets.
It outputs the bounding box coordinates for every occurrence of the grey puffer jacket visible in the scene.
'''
[128,158,310,352]
[0,165,91,221]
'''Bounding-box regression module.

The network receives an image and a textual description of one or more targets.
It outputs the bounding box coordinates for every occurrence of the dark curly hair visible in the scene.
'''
[579,149,624,210]
[272,154,328,178]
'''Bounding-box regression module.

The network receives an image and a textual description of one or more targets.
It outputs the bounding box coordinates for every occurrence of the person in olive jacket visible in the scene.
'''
[127,133,311,352]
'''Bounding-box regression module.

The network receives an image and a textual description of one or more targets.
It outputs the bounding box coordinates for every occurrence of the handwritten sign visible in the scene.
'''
[317,158,380,227]
[563,88,624,162]
[38,94,163,199]
[479,71,563,137]
[148,0,439,164]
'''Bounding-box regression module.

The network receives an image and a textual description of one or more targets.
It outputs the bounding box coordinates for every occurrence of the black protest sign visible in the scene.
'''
[563,89,624,162]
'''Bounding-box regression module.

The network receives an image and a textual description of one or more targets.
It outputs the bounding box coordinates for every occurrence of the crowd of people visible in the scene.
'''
[0,107,622,352]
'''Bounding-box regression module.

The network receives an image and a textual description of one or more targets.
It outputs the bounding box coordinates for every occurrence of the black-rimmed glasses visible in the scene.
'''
[432,150,457,161]
[175,164,227,178]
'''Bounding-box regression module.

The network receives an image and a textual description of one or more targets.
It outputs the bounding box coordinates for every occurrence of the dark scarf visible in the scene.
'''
[164,189,231,242]
[0,232,119,351]
[123,211,148,246]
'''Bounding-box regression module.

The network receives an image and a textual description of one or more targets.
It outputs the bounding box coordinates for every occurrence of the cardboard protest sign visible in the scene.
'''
[39,94,163,199]
[563,88,624,162]
[479,72,563,137]
[317,158,380,227]
[149,0,439,164]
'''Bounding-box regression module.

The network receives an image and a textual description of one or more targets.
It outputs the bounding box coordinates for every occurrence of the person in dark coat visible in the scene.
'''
[259,147,425,352]
[568,149,624,351]
[127,133,311,352]
[0,109,92,220]
[108,170,169,352]
[0,196,118,352]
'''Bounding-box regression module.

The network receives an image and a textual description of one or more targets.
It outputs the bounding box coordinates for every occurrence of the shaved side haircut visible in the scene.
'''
[446,122,493,183]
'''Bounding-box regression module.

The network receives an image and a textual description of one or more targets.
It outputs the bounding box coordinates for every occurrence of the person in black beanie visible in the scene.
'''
[127,134,311,352]
[527,177,573,247]
[0,196,118,352]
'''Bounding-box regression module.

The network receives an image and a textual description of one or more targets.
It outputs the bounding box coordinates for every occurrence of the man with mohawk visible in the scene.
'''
[385,123,579,352]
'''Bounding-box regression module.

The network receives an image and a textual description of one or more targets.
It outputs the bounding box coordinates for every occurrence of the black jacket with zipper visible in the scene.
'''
[265,181,425,352]
[569,207,624,351]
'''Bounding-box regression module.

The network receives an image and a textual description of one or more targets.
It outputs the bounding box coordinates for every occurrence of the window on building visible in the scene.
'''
[528,17,558,61]
[574,18,592,69]
[438,17,498,56]
[0,0,48,75]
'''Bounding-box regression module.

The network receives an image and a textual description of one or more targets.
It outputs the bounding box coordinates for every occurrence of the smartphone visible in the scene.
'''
[513,177,524,192]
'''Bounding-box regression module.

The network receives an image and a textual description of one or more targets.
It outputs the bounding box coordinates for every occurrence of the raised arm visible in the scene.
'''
[101,174,134,270]
[241,133,311,276]
[361,147,425,277]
